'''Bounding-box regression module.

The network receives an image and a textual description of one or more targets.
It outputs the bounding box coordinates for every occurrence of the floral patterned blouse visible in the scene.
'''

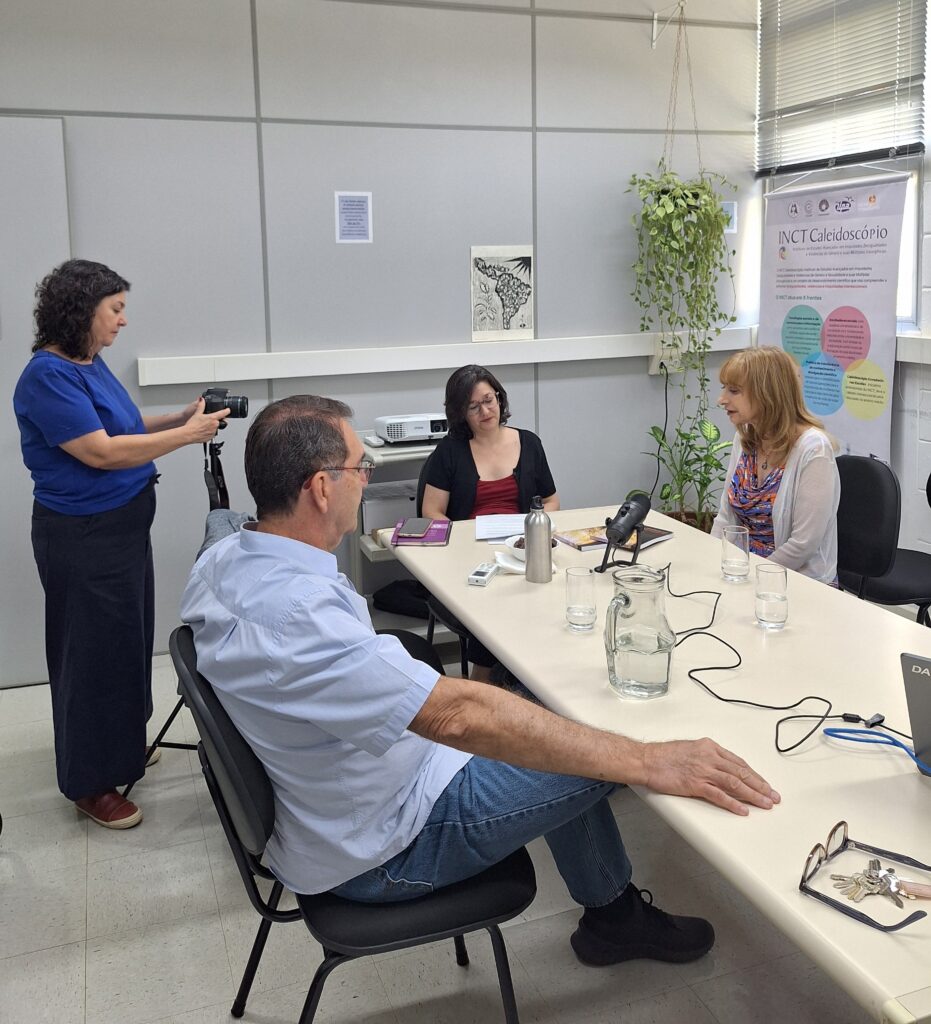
[727,448,785,557]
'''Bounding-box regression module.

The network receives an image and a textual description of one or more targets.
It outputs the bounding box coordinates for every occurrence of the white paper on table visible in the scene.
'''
[475,515,526,540]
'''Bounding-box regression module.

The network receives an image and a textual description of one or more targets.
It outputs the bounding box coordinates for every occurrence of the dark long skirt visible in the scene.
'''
[31,480,156,801]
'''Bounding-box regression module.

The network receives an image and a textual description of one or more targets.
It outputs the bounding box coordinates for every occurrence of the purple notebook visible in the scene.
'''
[390,518,452,547]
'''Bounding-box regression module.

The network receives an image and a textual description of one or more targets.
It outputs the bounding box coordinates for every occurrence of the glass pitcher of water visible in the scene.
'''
[604,565,675,699]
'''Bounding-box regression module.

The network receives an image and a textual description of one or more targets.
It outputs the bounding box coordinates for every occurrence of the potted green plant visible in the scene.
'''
[629,163,736,531]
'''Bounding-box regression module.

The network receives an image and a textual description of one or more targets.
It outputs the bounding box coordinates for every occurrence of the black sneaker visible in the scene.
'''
[570,886,715,966]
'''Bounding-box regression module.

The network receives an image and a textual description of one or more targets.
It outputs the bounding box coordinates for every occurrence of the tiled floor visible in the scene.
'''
[0,656,873,1024]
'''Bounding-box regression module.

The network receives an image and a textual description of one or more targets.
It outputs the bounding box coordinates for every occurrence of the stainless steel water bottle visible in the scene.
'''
[524,496,552,584]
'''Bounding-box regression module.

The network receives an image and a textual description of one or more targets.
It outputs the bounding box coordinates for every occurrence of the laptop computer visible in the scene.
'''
[901,652,931,777]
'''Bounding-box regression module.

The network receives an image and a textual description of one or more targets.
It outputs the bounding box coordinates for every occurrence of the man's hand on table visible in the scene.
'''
[642,738,781,816]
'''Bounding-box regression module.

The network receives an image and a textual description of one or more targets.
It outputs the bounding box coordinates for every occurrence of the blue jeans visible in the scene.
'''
[331,756,632,908]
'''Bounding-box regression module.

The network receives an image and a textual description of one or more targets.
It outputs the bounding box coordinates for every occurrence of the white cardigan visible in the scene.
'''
[710,428,840,585]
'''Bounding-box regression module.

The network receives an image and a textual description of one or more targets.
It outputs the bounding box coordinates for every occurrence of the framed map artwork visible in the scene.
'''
[470,245,533,342]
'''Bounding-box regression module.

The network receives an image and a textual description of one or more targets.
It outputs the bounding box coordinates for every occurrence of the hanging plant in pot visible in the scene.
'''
[627,5,736,532]
[629,164,736,531]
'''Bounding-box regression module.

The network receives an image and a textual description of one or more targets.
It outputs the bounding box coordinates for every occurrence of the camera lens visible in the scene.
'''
[226,395,248,418]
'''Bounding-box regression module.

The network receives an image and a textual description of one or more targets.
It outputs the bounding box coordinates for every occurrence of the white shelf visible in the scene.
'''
[136,328,753,386]
[360,438,438,465]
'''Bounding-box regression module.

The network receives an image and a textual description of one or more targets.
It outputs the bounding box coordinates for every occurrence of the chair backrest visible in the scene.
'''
[836,455,901,581]
[169,624,275,857]
[415,451,435,517]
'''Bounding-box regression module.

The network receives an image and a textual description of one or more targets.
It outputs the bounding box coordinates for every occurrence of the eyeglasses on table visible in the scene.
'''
[799,820,930,932]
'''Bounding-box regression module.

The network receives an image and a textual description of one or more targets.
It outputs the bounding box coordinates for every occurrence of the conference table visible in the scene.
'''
[394,507,931,1024]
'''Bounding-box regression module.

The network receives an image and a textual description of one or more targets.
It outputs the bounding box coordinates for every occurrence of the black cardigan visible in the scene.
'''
[425,428,556,520]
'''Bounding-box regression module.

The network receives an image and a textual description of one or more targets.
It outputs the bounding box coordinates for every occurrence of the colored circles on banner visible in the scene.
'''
[821,306,871,369]
[781,305,823,363]
[801,352,844,416]
[782,302,882,420]
[842,360,889,420]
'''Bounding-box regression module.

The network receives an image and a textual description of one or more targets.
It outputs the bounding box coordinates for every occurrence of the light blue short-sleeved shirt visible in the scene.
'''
[181,525,471,894]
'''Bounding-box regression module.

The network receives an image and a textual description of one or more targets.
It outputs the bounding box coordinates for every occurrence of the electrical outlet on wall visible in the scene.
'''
[647,339,684,376]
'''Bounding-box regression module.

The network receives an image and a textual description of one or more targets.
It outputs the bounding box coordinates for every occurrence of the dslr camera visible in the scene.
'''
[201,387,249,423]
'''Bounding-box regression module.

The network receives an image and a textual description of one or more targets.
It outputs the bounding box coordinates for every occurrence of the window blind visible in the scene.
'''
[757,0,926,176]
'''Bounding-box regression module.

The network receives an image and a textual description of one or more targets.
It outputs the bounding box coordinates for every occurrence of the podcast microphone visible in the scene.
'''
[605,493,651,546]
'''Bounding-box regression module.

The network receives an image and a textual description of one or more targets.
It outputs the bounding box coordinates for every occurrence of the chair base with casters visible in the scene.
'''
[170,624,537,1024]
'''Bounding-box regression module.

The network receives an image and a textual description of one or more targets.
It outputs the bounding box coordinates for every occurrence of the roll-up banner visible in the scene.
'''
[760,174,908,460]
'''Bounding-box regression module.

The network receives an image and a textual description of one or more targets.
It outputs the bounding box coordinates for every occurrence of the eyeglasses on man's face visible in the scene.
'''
[320,457,376,483]
[799,820,929,932]
[466,392,498,416]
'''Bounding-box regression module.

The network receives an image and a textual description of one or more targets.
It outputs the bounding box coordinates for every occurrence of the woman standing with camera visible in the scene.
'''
[13,260,229,829]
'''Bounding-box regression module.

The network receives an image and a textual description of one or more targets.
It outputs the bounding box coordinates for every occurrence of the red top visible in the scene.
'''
[470,475,520,518]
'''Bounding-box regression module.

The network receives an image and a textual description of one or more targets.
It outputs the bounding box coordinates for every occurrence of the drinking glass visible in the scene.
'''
[565,567,596,632]
[721,525,750,582]
[755,563,788,629]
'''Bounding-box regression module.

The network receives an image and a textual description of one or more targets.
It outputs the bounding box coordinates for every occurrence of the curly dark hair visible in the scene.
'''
[444,364,511,440]
[32,260,131,358]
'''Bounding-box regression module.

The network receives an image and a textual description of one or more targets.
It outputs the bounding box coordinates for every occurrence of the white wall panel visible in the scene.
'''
[62,116,267,651]
[539,352,733,512]
[0,1,255,117]
[535,131,757,339]
[262,124,533,349]
[536,17,756,131]
[63,118,267,377]
[257,1,532,125]
[0,118,71,685]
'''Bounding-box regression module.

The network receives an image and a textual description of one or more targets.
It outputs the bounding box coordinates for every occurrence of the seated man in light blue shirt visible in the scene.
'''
[181,395,780,967]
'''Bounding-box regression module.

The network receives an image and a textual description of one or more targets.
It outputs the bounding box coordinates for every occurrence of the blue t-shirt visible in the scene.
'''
[14,350,155,515]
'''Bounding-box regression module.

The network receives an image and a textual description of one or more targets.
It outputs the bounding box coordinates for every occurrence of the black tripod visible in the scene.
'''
[123,441,231,798]
[203,439,230,512]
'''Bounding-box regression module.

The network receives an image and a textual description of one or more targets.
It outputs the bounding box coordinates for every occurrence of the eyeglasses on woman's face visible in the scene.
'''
[466,392,498,417]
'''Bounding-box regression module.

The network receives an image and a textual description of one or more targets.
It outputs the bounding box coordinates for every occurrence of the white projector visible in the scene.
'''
[373,413,448,444]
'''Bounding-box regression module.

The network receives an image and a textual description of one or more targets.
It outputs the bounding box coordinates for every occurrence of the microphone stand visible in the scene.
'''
[595,523,644,574]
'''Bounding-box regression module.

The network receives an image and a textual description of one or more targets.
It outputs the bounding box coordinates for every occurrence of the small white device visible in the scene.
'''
[363,433,385,447]
[468,562,498,587]
[373,413,448,444]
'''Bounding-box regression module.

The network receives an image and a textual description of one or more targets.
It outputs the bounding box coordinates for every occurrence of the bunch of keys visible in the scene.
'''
[831,858,931,908]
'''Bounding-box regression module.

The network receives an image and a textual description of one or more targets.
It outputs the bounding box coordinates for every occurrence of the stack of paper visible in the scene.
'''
[474,515,526,541]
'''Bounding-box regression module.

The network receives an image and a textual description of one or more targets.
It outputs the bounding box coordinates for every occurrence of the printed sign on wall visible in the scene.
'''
[760,175,908,459]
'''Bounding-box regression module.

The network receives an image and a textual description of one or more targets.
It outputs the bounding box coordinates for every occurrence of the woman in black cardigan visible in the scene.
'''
[422,364,559,679]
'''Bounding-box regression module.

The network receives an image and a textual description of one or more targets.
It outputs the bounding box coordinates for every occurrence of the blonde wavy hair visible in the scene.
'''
[719,346,823,464]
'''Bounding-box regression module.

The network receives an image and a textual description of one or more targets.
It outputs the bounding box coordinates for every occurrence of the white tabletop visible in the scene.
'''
[395,507,931,1024]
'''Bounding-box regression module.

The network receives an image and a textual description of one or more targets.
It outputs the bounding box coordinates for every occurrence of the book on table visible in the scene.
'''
[554,523,673,551]
[390,517,452,546]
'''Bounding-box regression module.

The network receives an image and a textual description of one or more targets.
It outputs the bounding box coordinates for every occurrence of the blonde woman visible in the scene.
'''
[711,346,839,585]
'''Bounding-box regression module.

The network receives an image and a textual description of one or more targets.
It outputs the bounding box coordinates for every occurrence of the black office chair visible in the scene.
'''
[836,454,901,598]
[169,624,536,1024]
[417,454,471,676]
[850,469,931,626]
